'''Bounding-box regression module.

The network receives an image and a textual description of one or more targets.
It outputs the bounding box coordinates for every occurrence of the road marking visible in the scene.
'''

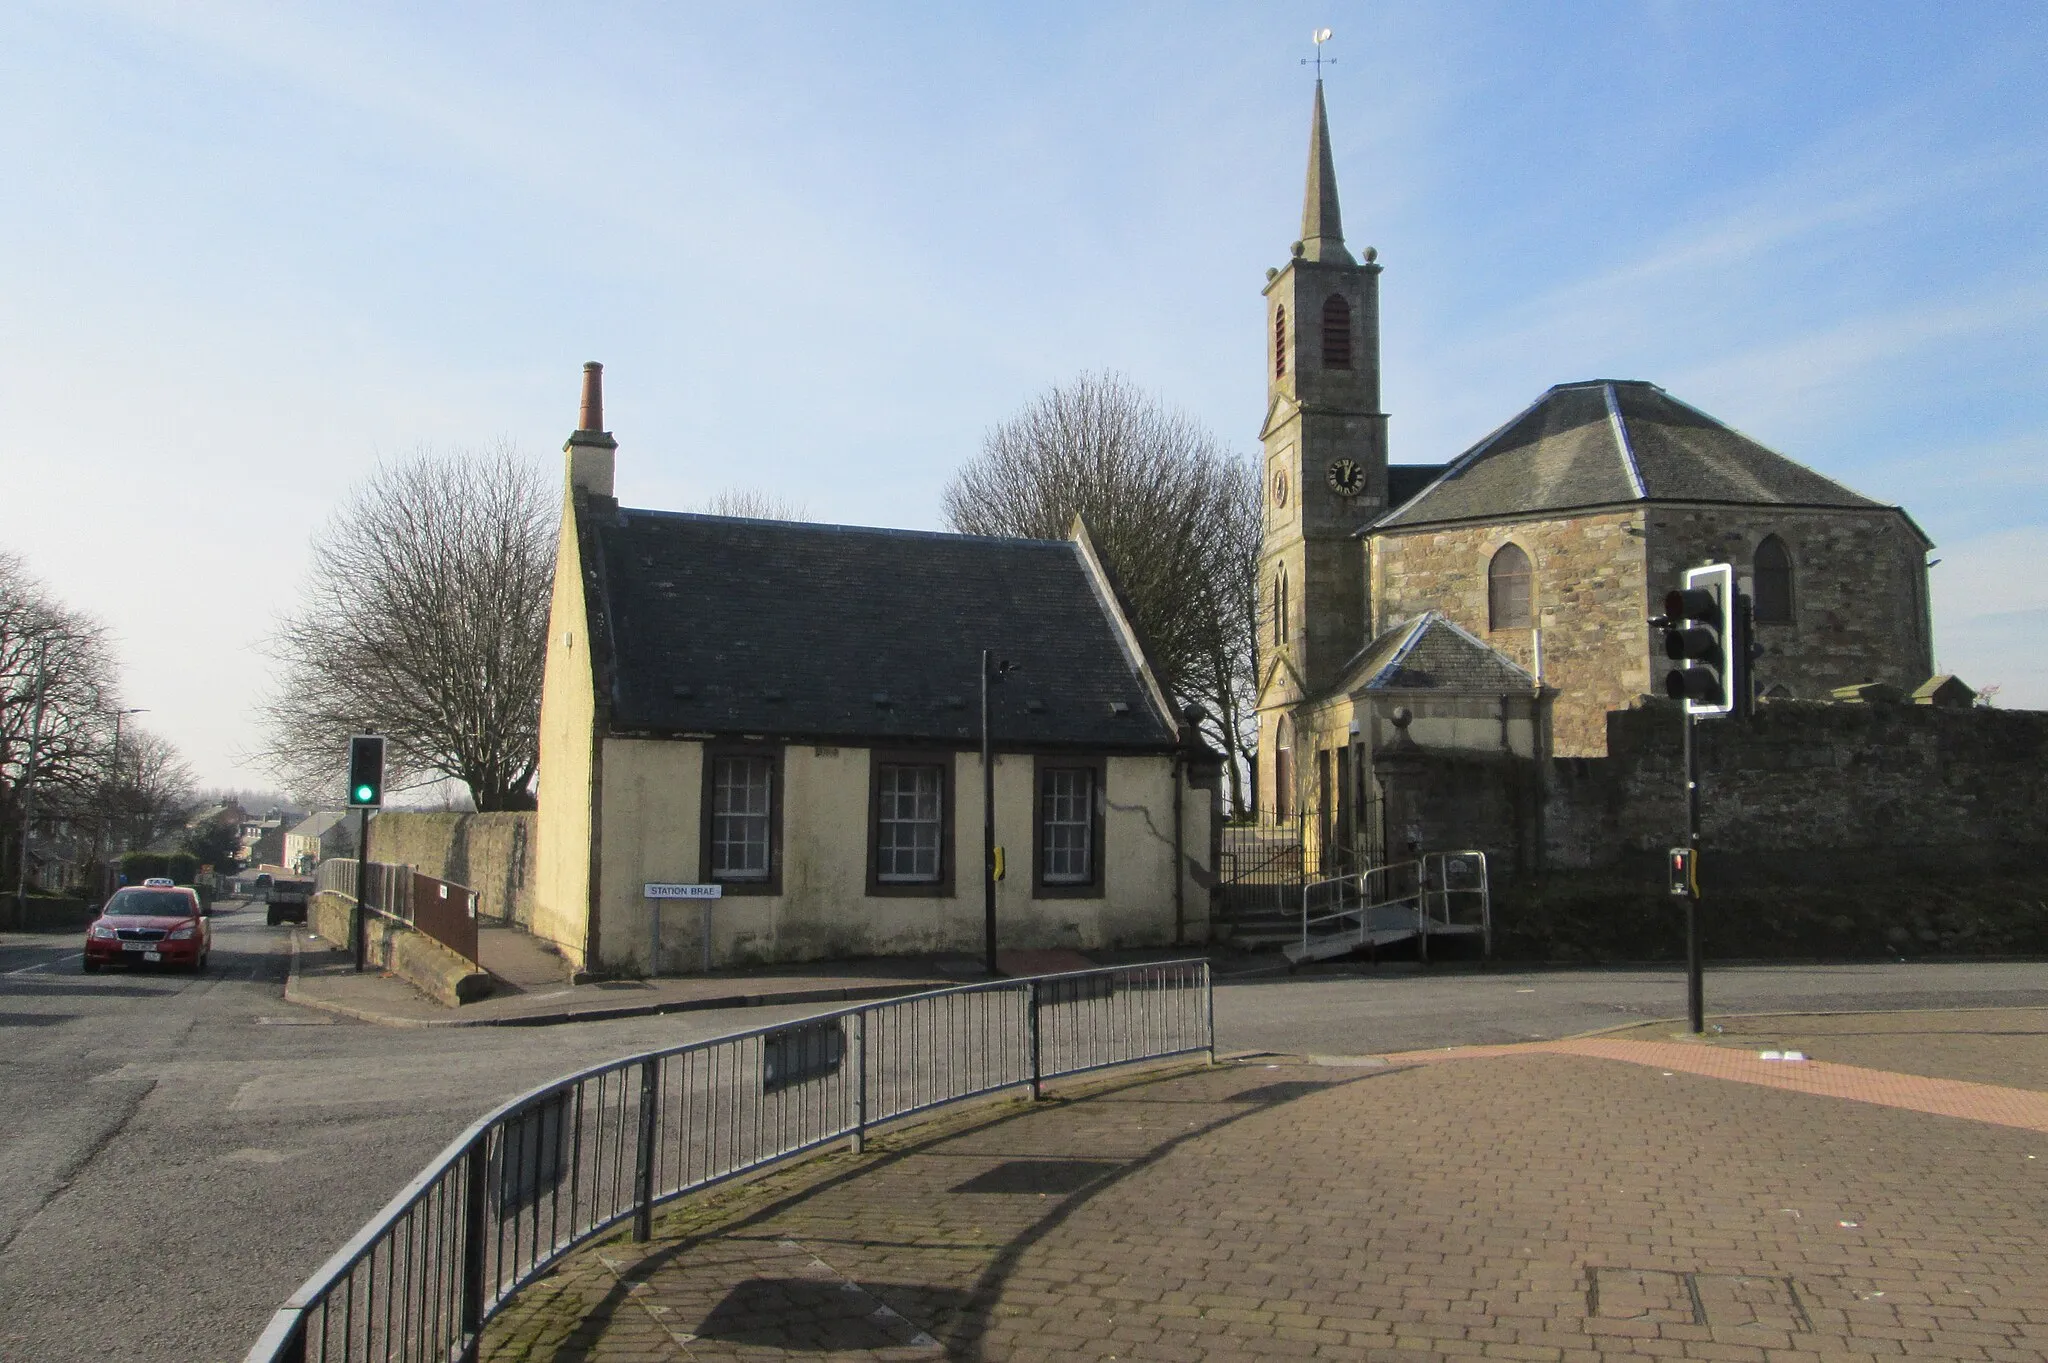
[5,952,83,976]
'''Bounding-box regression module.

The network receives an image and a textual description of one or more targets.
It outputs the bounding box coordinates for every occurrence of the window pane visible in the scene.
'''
[1754,536,1793,624]
[1489,544,1532,629]
[1041,768,1094,884]
[711,756,771,880]
[877,764,943,882]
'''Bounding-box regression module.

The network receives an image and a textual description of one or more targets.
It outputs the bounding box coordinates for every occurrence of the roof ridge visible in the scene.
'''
[1364,613,1433,687]
[1603,382,1648,500]
[614,508,1065,550]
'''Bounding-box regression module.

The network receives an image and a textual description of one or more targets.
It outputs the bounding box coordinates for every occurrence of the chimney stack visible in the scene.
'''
[577,361,604,432]
[564,360,617,498]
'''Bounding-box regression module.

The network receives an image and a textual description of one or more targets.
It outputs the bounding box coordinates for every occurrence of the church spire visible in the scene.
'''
[1299,80,1352,265]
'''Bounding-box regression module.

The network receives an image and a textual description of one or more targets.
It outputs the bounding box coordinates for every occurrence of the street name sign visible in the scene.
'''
[644,883,722,900]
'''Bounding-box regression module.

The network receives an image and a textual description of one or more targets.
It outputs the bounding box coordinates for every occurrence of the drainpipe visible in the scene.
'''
[1171,750,1185,947]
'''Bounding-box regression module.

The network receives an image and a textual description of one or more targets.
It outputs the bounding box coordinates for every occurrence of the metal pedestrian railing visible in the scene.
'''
[315,858,481,965]
[244,958,1213,1363]
[1287,850,1492,965]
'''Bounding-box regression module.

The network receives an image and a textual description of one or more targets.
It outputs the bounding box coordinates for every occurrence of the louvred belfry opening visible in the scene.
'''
[1321,295,1352,368]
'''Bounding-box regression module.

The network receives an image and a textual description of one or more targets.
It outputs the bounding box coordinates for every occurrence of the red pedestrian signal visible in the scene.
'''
[1667,847,1697,898]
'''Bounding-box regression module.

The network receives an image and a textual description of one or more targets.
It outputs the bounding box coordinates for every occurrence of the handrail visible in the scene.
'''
[244,958,1213,1363]
[1296,852,1491,959]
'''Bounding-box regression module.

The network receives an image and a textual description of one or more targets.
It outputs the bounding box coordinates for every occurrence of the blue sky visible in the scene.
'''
[2,1,2043,789]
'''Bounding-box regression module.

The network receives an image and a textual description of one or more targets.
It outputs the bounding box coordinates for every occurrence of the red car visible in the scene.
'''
[83,880,212,972]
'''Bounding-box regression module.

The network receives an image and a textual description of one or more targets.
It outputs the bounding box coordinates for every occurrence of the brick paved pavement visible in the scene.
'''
[482,1011,2048,1362]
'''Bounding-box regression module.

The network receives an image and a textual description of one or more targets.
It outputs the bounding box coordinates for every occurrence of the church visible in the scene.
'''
[1255,81,1936,864]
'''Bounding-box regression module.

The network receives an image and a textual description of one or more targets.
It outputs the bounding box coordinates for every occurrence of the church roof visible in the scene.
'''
[581,508,1182,750]
[1377,380,1892,530]
[1334,611,1534,694]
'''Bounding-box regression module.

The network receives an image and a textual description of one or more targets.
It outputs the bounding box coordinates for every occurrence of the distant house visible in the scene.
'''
[284,811,362,874]
[530,365,1220,976]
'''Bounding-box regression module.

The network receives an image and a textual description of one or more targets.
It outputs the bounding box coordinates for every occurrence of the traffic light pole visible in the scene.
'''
[353,805,370,973]
[1683,709,1703,1033]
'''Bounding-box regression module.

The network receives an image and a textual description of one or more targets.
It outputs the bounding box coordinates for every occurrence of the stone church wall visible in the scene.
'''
[1644,506,1932,701]
[1371,509,1647,758]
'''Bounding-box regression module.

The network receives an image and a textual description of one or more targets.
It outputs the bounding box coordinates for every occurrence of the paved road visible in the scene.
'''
[0,902,831,1363]
[1,910,2042,1362]
[1212,958,2048,1057]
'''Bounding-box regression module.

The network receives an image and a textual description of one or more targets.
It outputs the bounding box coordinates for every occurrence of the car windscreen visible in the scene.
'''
[103,889,196,916]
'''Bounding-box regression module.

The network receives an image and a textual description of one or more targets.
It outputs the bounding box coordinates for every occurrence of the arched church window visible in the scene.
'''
[1273,565,1289,646]
[1321,294,1352,368]
[1274,717,1294,820]
[1488,543,1532,630]
[1274,306,1288,379]
[1754,534,1793,624]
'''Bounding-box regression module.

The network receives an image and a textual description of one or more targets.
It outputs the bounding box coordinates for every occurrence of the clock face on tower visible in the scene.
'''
[1271,469,1289,507]
[1325,458,1367,498]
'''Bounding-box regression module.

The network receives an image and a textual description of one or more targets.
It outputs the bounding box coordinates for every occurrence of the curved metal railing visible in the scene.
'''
[244,958,1214,1363]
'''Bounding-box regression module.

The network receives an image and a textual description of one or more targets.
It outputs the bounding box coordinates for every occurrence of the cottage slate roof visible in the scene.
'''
[585,509,1180,749]
[1378,380,1890,530]
[1333,611,1534,694]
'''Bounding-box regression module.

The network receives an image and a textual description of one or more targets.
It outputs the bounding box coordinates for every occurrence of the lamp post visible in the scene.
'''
[13,645,52,909]
[101,708,148,896]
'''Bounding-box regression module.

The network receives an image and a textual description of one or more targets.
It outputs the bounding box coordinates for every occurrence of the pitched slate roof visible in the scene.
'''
[1333,611,1534,694]
[1378,380,1891,530]
[1386,464,1447,511]
[287,810,352,840]
[585,509,1179,749]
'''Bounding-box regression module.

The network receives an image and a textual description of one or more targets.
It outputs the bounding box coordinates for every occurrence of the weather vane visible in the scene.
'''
[1301,27,1335,78]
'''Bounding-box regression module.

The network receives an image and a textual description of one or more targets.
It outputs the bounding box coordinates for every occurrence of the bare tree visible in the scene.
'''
[701,488,810,521]
[258,445,554,811]
[0,551,193,891]
[108,728,197,851]
[943,373,1262,810]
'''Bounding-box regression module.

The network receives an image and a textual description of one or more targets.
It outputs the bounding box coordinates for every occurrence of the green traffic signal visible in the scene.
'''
[347,734,386,808]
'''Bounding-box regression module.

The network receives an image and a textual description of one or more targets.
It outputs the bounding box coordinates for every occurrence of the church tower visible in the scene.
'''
[1258,79,1386,702]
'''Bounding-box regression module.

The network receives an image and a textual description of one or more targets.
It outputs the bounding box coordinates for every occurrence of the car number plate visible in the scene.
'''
[120,941,153,952]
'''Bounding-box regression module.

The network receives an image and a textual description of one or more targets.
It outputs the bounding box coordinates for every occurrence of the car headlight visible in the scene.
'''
[168,925,197,940]
[91,924,116,940]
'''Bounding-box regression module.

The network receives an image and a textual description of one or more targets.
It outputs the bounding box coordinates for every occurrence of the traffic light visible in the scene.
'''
[347,734,386,808]
[1659,563,1735,717]
[1667,847,1697,897]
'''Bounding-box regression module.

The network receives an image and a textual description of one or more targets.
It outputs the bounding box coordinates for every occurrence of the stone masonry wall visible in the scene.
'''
[1644,505,1931,701]
[359,811,536,927]
[1388,700,2048,959]
[1544,699,2048,868]
[1371,509,1647,758]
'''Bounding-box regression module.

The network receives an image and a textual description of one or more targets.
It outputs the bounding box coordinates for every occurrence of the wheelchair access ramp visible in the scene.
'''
[1281,851,1492,965]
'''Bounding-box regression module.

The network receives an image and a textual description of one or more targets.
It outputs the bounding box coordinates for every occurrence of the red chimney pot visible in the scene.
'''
[578,362,604,432]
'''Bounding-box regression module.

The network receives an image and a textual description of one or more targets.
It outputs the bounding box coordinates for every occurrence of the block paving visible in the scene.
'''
[482,1011,2048,1361]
